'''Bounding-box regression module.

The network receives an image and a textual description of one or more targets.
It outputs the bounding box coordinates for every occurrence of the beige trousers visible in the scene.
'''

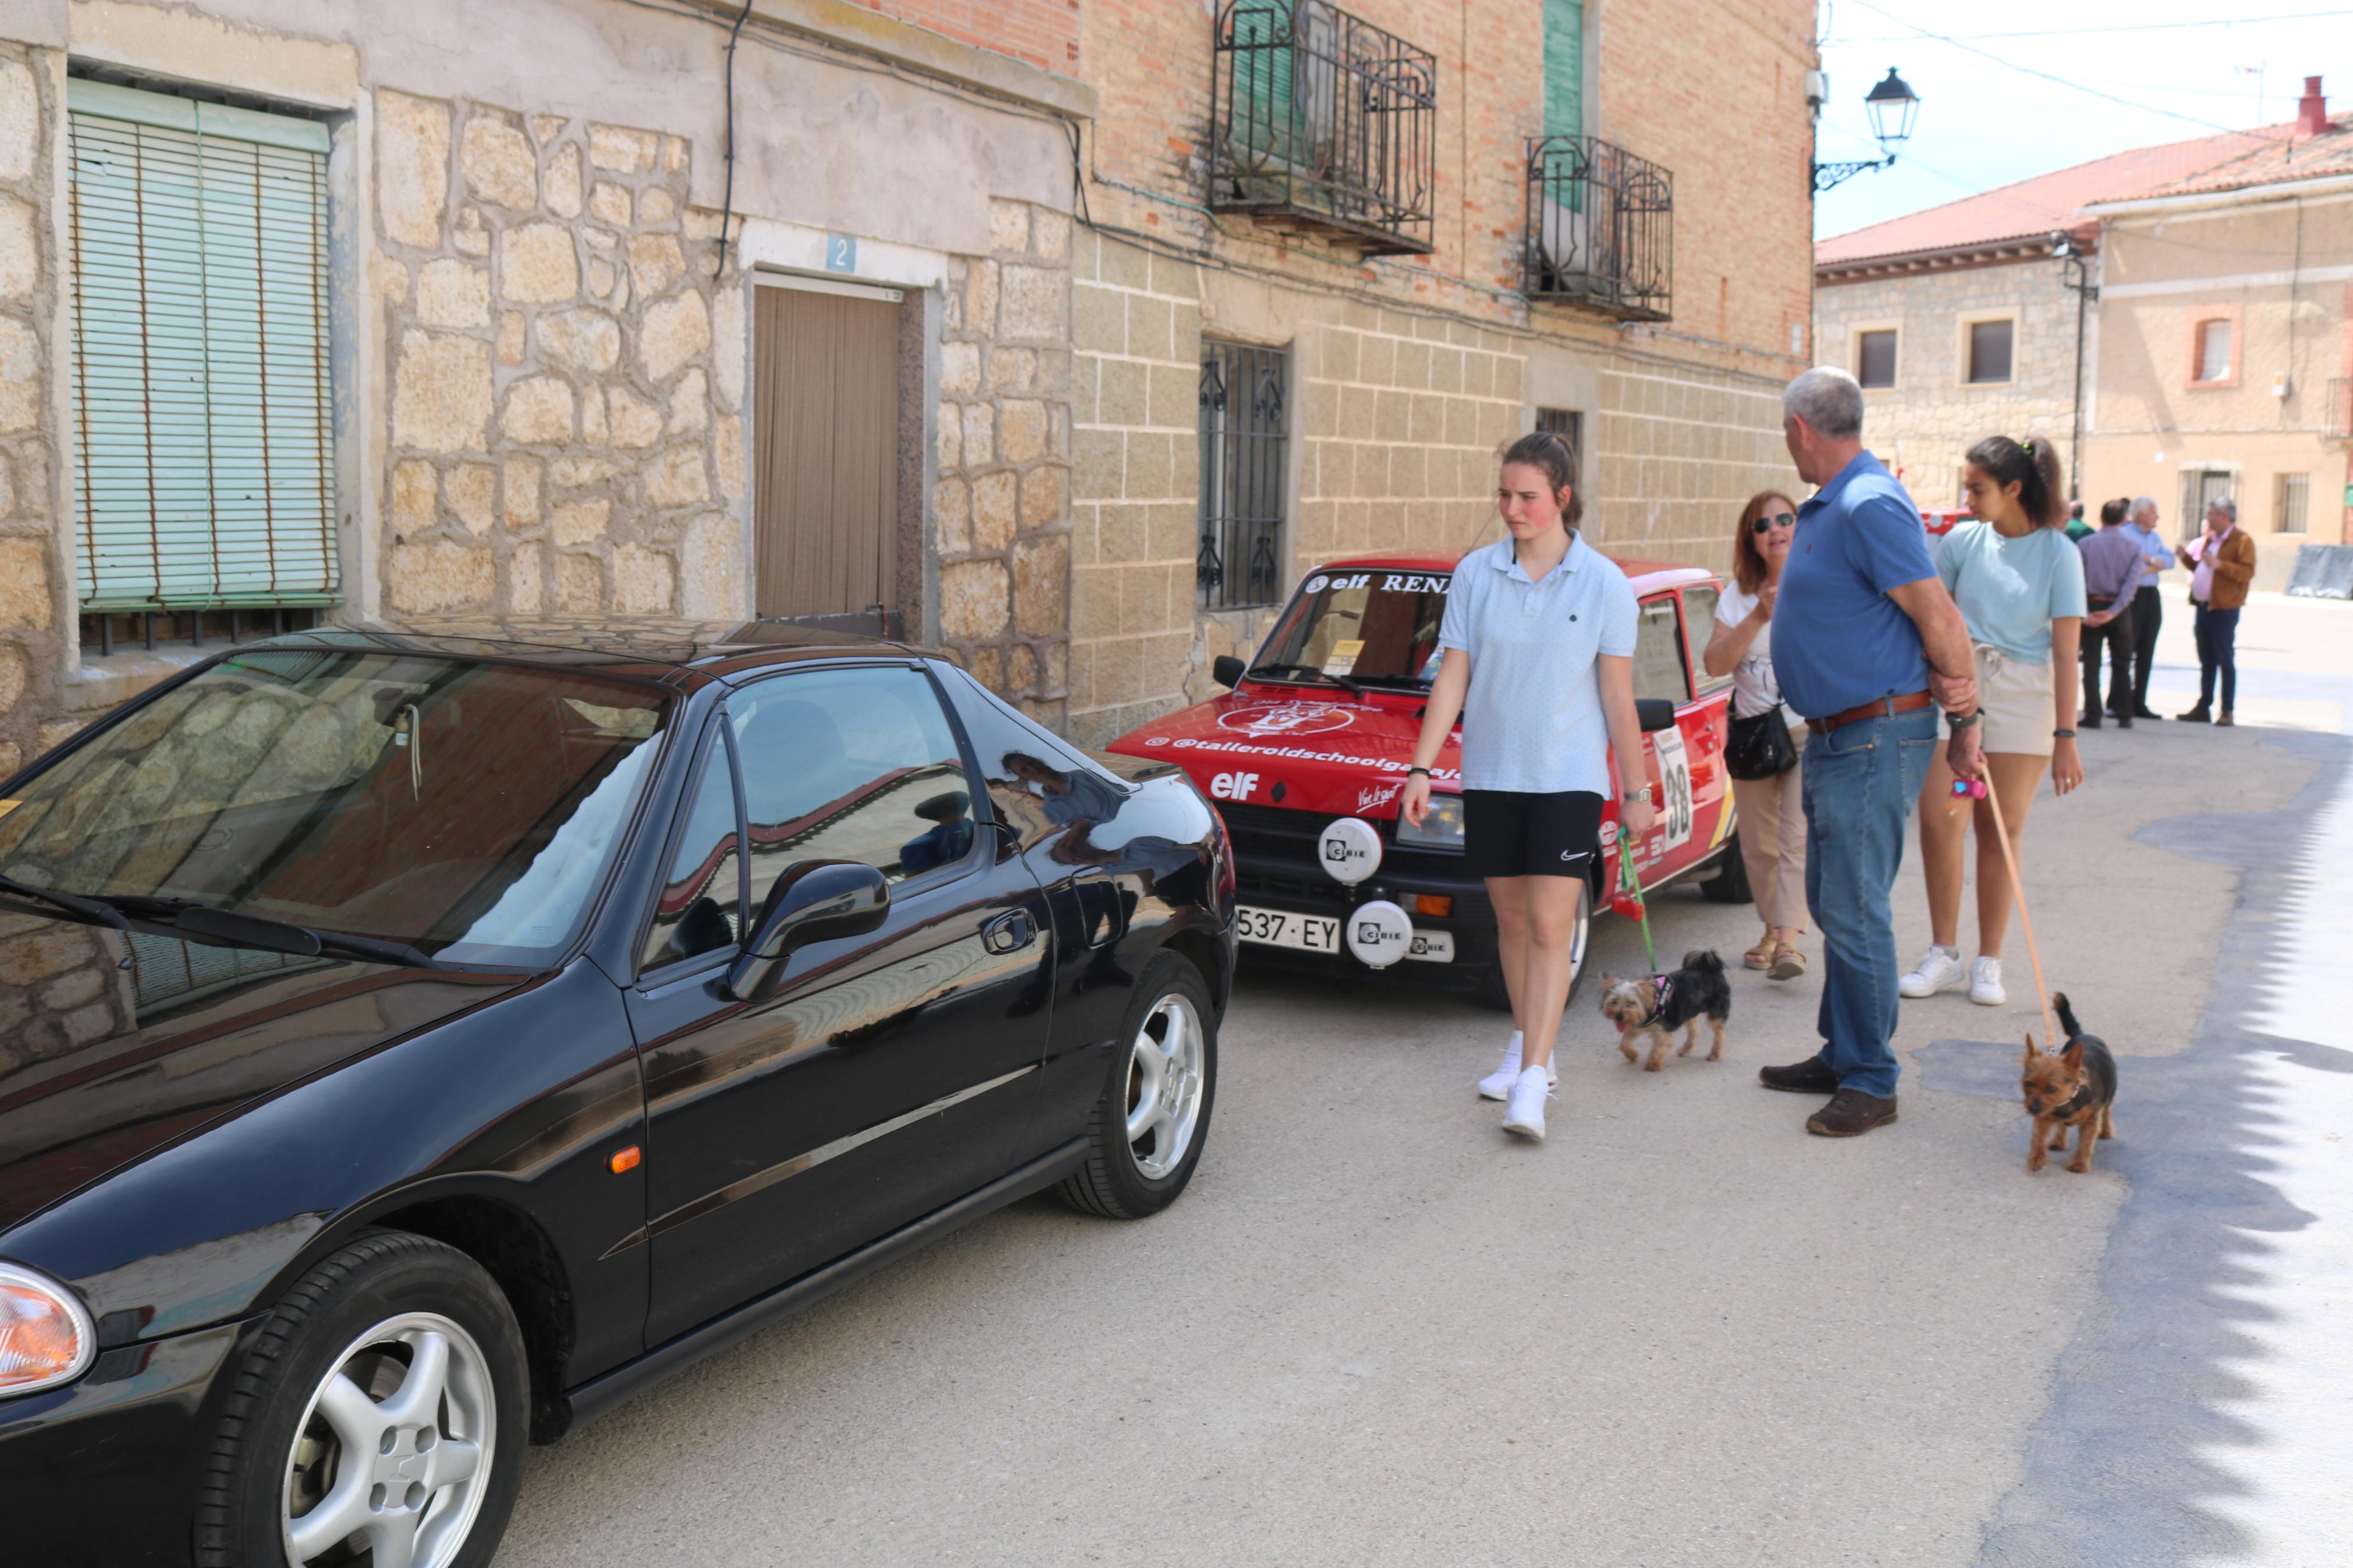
[1729,725,1808,932]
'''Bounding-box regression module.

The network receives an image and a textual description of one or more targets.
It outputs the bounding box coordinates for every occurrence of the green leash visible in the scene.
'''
[1616,840,1657,974]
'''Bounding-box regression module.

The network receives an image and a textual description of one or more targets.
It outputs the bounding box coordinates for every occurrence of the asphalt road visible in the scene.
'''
[494,583,2350,1567]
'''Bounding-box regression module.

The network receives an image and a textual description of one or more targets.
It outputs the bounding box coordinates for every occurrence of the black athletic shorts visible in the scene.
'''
[1462,788,1605,880]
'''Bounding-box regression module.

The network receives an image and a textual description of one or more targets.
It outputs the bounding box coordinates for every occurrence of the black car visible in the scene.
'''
[0,621,1233,1567]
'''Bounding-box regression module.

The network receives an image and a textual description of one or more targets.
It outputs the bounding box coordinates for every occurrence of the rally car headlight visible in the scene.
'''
[0,1262,95,1397]
[1394,791,1465,852]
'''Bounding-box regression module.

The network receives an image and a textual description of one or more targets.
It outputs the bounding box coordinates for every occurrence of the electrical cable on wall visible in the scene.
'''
[712,0,755,280]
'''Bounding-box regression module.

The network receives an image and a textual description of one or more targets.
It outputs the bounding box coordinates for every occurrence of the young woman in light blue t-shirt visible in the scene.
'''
[1900,435,2086,1010]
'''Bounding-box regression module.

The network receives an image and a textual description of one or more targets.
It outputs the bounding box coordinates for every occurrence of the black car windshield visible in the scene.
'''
[1254,566,1453,688]
[0,648,672,968]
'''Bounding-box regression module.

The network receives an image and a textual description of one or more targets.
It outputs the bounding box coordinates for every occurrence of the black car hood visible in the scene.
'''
[0,915,528,1233]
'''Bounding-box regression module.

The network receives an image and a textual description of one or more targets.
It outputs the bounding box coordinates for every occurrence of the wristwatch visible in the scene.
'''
[1946,709,1982,731]
[1620,788,1651,803]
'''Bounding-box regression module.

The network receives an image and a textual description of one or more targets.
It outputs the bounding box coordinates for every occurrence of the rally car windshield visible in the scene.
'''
[1251,567,1453,691]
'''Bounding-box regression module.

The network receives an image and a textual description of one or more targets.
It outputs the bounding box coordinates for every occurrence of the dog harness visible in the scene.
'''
[1635,974,1673,1027]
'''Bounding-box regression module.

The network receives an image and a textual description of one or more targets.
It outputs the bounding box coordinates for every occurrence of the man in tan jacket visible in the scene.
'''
[2177,496,2257,726]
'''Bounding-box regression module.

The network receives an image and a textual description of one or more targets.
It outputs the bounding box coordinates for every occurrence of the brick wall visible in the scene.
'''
[374,90,745,623]
[1815,260,2080,508]
[856,0,1080,74]
[0,42,64,779]
[934,199,1076,725]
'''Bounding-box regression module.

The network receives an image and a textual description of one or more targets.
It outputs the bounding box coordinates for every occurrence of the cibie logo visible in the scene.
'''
[1317,816,1383,886]
[1218,702,1355,738]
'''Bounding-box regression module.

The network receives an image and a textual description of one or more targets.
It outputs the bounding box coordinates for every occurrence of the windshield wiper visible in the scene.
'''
[97,895,447,971]
[1245,662,1367,698]
[0,874,134,930]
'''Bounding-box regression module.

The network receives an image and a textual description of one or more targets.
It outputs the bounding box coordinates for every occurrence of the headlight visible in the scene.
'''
[0,1262,95,1396]
[1393,791,1465,851]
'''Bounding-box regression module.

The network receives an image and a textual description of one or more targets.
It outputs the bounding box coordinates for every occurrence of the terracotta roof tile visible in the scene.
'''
[1816,115,2353,266]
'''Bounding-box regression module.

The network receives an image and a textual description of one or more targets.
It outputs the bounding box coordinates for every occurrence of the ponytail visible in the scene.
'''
[1964,434,2067,530]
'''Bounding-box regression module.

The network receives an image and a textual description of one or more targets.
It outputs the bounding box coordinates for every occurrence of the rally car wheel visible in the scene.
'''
[1698,832,1754,904]
[195,1232,527,1568]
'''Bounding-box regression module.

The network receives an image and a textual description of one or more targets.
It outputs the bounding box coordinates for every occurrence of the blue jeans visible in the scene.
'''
[1800,703,1940,1098]
[2192,602,2238,712]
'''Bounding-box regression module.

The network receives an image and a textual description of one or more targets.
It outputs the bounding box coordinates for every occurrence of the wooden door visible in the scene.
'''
[751,285,899,623]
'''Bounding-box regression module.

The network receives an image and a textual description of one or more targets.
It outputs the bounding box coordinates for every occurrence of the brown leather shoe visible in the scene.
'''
[1806,1088,1898,1136]
[2214,710,2234,727]
[1759,1056,1839,1094]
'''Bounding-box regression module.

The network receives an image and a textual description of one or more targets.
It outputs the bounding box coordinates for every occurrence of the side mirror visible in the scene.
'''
[1212,654,1246,689]
[1635,697,1677,733]
[724,860,889,1000]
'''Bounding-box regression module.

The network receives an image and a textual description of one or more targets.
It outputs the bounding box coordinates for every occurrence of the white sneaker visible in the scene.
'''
[1969,956,2007,1007]
[1477,1032,1558,1100]
[1898,945,1966,999]
[1502,1065,1550,1141]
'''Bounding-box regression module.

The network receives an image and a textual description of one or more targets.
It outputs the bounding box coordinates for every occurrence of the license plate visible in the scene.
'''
[1235,905,1342,953]
[1405,931,1453,963]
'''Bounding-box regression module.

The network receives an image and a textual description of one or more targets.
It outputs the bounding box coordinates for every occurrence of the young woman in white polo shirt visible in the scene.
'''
[1401,432,1656,1142]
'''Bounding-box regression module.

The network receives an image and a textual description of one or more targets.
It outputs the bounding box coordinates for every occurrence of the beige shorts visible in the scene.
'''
[1976,645,2057,756]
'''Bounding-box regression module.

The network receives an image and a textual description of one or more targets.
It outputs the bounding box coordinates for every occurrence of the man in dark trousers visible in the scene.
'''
[2076,499,2146,728]
[2178,497,2258,726]
[2120,496,2171,720]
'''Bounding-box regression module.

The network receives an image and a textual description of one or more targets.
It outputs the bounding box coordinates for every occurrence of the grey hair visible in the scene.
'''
[2130,495,2157,517]
[2207,495,2238,521]
[1782,367,1864,440]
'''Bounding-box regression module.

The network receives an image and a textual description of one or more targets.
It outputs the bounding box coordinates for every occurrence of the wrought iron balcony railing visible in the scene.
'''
[1524,136,1673,322]
[1211,1,1436,257]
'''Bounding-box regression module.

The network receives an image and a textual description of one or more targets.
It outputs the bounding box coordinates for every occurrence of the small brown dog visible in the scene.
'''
[2021,991,2118,1174]
[1599,950,1730,1072]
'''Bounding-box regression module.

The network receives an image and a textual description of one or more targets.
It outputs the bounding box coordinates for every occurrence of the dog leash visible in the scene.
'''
[1955,770,2060,1054]
[1615,840,1657,974]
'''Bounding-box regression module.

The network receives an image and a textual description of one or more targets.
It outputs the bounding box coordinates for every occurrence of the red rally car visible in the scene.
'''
[1105,550,1751,1007]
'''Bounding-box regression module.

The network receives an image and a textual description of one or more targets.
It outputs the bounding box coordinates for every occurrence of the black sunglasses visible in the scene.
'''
[1751,512,1797,534]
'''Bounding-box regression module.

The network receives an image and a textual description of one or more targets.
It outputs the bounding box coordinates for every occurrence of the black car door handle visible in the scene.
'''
[982,908,1037,954]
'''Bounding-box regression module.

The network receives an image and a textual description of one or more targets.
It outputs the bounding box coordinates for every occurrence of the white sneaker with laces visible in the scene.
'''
[1899,945,1966,999]
[1502,1064,1551,1141]
[1477,1032,1559,1100]
[1970,956,2007,1006]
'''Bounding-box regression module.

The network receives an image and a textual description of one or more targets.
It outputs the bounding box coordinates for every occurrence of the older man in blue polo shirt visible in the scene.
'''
[1763,368,1982,1138]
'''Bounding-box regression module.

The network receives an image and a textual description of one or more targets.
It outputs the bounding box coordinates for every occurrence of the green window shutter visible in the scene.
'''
[68,80,338,614]
[1231,2,1297,161]
[1543,0,1584,143]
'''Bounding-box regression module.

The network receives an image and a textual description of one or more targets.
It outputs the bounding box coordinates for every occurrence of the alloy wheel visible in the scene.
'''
[1125,992,1205,1179]
[281,1312,497,1568]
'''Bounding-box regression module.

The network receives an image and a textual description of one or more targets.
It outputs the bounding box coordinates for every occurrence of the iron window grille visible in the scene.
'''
[1535,406,1582,457]
[2326,378,2353,446]
[1523,136,1672,322]
[1211,1,1437,257]
[1198,342,1289,611]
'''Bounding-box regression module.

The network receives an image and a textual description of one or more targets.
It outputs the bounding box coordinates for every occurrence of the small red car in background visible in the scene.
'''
[1105,551,1749,1007]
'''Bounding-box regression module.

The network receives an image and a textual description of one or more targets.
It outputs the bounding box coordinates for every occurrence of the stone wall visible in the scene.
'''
[932,198,1074,726]
[0,41,63,779]
[1587,358,1795,568]
[375,88,746,625]
[1814,260,2081,508]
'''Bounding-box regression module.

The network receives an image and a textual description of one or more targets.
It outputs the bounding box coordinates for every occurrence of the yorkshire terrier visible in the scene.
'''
[1600,950,1730,1072]
[2021,991,2118,1174]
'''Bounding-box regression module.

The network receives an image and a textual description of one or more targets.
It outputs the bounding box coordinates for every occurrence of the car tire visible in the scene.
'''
[1698,832,1754,904]
[1057,950,1218,1220]
[1474,879,1593,1009]
[194,1231,528,1568]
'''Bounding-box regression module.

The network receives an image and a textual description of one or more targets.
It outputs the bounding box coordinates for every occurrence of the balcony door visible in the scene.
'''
[751,276,902,632]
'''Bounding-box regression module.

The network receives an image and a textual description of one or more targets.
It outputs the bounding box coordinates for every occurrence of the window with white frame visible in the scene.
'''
[2194,318,2233,383]
[66,80,338,617]
[2274,472,2309,534]
[1856,328,1897,389]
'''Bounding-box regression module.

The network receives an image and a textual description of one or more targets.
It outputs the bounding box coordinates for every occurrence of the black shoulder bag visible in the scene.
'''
[1725,702,1797,780]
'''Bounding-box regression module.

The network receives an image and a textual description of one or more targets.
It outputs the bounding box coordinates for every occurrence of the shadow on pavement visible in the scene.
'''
[1917,728,2350,1565]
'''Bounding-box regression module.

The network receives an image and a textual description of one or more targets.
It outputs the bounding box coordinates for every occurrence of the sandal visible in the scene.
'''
[1767,943,1808,981]
[1743,937,1779,971]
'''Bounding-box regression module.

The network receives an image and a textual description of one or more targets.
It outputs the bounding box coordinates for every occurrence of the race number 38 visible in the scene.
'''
[1652,726,1694,851]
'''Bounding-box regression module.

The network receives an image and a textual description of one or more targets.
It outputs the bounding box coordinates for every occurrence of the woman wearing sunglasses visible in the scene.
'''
[1703,491,1808,980]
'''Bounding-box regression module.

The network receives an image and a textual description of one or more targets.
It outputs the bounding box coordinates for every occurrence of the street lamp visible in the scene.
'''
[1812,67,1921,193]
[2052,230,2099,502]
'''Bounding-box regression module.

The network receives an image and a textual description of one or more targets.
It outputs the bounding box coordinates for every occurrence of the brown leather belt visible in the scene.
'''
[1810,689,1933,734]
